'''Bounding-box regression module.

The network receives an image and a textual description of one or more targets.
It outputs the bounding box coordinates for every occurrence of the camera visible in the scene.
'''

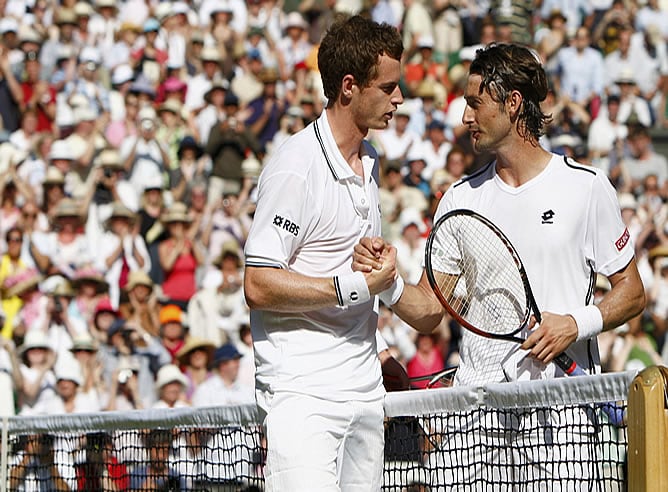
[117,369,133,384]
[53,296,63,313]
[104,167,113,178]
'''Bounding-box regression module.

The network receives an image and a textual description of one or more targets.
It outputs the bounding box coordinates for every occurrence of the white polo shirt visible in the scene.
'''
[437,154,635,386]
[245,111,385,402]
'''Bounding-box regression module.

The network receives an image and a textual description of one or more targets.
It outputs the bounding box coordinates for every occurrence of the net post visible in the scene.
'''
[627,365,668,492]
[0,415,8,492]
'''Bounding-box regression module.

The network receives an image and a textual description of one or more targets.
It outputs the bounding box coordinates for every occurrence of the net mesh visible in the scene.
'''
[2,371,633,491]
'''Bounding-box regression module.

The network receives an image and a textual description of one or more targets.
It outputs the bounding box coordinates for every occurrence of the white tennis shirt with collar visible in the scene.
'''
[437,153,635,387]
[245,110,385,403]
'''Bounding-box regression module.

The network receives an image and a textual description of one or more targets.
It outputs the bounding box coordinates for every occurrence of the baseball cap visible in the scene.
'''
[213,343,242,364]
[159,304,182,324]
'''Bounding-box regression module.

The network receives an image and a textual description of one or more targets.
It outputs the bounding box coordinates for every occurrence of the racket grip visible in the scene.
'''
[553,353,625,426]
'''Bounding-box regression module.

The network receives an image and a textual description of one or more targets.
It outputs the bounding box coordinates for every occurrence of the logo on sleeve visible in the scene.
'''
[273,214,300,237]
[615,227,630,251]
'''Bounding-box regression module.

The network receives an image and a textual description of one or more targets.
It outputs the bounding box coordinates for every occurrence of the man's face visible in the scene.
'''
[463,74,511,154]
[351,54,404,133]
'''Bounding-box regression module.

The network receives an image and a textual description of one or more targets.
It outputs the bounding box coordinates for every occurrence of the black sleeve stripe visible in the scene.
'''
[245,261,284,269]
[333,275,344,306]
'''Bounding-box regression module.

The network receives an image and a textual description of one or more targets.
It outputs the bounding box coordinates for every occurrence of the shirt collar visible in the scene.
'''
[313,111,374,183]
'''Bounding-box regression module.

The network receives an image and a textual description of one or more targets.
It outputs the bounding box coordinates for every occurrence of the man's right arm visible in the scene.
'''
[353,236,444,334]
[244,250,397,313]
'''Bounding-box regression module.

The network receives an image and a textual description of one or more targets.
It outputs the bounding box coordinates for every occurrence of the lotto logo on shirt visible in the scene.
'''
[273,214,300,237]
[615,228,630,251]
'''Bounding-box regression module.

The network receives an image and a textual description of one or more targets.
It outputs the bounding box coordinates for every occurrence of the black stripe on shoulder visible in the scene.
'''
[563,155,596,175]
[313,120,339,180]
[245,262,284,269]
[453,160,495,188]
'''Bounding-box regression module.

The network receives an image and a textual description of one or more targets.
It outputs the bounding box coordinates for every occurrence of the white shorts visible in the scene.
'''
[258,391,385,492]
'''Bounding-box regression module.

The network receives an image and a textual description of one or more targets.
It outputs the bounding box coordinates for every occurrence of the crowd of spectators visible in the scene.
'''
[0,0,668,438]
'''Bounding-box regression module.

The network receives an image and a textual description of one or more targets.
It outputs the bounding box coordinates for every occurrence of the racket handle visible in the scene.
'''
[553,353,625,426]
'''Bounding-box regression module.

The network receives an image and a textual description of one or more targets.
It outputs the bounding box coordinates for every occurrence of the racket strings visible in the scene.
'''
[431,215,529,336]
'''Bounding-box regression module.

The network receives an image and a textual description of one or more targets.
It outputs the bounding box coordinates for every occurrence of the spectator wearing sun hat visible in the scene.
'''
[17,329,57,415]
[62,45,110,117]
[30,198,93,278]
[174,336,215,402]
[4,268,45,338]
[120,105,171,197]
[184,45,227,115]
[69,266,110,329]
[68,333,104,397]
[158,202,205,308]
[276,11,312,81]
[90,297,119,346]
[31,356,102,415]
[191,342,254,407]
[98,201,151,308]
[158,304,187,362]
[120,270,160,337]
[187,239,248,347]
[153,363,190,408]
[130,18,168,87]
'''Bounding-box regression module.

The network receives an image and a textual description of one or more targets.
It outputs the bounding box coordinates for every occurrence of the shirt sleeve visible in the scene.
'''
[244,168,314,269]
[587,170,635,276]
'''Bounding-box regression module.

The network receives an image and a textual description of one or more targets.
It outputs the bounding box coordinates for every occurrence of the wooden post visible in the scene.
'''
[627,365,668,492]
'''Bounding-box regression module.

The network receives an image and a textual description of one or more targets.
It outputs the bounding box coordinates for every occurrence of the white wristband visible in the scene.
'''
[570,305,603,342]
[334,272,371,307]
[378,275,405,306]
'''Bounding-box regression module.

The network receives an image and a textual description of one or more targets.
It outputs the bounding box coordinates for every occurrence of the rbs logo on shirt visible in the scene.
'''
[273,214,300,237]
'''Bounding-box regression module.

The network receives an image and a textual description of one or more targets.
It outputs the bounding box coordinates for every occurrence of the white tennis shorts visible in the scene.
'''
[257,390,385,492]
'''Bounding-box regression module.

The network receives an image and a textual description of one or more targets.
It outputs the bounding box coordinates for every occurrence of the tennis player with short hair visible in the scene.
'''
[354,43,646,488]
[243,15,403,491]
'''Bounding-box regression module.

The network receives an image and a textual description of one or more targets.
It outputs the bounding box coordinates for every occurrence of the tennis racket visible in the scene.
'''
[409,367,458,389]
[424,208,624,426]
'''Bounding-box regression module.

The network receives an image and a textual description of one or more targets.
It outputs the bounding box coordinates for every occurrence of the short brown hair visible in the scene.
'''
[318,14,403,107]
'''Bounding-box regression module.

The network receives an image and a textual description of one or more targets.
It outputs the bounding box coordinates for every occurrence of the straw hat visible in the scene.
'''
[155,363,188,390]
[43,167,66,186]
[70,334,98,352]
[53,198,83,219]
[258,67,279,84]
[18,330,52,355]
[96,149,124,169]
[3,268,43,298]
[214,239,243,268]
[649,245,668,260]
[106,201,136,225]
[125,270,154,291]
[71,267,109,293]
[175,337,215,366]
[161,202,191,223]
[200,46,222,63]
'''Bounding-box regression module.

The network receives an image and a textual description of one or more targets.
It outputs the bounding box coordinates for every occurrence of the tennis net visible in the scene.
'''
[0,370,634,491]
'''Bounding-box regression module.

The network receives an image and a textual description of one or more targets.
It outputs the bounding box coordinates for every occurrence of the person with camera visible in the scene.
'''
[103,358,143,411]
[98,201,151,308]
[37,279,88,358]
[98,318,171,409]
[204,91,262,205]
[120,105,171,198]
